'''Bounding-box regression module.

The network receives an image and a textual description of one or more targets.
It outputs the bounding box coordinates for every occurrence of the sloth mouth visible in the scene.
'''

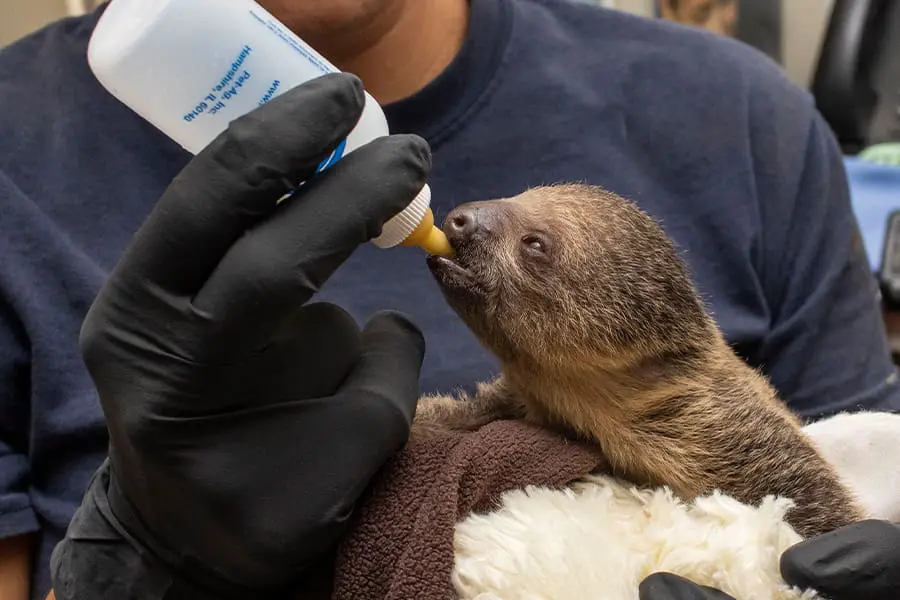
[426,255,486,298]
[427,255,472,285]
[427,255,488,321]
[428,254,470,274]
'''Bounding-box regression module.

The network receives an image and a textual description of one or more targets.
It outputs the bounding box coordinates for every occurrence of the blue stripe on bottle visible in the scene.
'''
[315,138,348,174]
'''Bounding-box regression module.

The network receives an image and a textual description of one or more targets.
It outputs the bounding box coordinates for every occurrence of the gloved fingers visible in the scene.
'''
[780,519,900,600]
[335,310,425,443]
[639,573,738,600]
[257,302,361,400]
[191,135,431,343]
[111,73,365,299]
[131,302,364,415]
[204,302,362,401]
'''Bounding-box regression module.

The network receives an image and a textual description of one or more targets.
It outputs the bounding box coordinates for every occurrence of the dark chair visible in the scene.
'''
[811,0,900,154]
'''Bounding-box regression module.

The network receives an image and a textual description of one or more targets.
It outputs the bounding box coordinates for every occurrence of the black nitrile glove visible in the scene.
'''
[780,519,900,600]
[50,73,432,600]
[639,574,736,600]
[638,520,900,600]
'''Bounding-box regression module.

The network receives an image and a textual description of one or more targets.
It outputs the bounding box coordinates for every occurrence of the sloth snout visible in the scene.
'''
[444,202,502,248]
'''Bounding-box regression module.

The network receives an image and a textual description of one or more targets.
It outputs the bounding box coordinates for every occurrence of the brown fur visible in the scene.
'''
[416,183,867,539]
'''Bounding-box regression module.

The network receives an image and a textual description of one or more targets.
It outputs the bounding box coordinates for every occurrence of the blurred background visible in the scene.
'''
[586,0,836,89]
[588,0,900,154]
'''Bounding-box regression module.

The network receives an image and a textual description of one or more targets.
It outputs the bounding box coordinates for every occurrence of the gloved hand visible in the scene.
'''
[638,520,900,600]
[779,519,900,600]
[639,574,734,600]
[50,73,432,600]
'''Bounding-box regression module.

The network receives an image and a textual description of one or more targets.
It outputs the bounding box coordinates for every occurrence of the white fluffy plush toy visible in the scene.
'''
[451,411,900,600]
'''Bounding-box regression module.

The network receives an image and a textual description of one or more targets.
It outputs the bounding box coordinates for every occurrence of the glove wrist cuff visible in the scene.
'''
[50,460,281,600]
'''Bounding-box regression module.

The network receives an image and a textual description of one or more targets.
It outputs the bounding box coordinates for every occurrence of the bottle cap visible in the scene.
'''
[372,184,454,257]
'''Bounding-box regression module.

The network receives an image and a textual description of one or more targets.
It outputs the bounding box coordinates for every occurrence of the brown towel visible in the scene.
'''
[331,419,607,599]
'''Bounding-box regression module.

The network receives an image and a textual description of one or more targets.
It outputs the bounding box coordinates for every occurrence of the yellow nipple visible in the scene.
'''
[400,207,456,257]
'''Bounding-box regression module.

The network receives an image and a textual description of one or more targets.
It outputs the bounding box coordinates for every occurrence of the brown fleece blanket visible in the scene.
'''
[330,419,607,599]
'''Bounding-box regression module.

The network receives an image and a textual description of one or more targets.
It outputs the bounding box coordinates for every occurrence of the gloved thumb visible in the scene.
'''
[339,311,425,428]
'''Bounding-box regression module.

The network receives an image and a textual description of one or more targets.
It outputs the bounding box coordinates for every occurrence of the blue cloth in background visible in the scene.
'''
[844,157,900,272]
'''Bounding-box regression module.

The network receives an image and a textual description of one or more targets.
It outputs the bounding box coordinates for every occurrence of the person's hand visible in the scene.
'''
[779,519,900,600]
[49,73,432,599]
[638,573,736,600]
[638,520,900,600]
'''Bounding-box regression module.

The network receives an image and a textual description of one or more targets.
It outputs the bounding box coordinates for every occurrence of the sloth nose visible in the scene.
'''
[446,208,476,243]
[444,203,495,247]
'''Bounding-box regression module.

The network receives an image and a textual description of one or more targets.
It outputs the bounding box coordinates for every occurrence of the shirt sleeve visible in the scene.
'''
[755,110,900,420]
[0,175,39,539]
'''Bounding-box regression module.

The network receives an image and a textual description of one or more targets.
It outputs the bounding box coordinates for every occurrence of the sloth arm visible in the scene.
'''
[412,377,526,432]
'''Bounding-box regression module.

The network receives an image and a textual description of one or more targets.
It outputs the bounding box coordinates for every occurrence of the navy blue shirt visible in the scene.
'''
[2,1,899,597]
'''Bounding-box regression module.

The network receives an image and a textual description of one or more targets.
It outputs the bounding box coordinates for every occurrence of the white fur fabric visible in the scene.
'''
[450,411,900,600]
[453,477,818,600]
[804,411,900,522]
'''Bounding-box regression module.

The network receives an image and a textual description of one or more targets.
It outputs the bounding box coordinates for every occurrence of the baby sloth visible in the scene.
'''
[419,183,867,539]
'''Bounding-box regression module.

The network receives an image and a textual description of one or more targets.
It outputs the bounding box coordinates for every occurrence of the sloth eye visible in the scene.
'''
[521,234,547,255]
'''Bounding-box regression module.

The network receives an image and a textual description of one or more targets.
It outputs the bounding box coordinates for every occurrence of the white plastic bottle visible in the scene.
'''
[87,0,452,256]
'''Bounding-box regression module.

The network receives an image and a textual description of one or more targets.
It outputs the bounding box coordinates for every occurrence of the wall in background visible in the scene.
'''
[608,0,654,14]
[782,0,835,87]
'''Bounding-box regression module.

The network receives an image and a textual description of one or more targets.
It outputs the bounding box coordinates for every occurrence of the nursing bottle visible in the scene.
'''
[86,0,452,256]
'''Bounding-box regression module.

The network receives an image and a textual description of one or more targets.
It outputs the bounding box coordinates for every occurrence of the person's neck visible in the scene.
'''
[291,0,470,105]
